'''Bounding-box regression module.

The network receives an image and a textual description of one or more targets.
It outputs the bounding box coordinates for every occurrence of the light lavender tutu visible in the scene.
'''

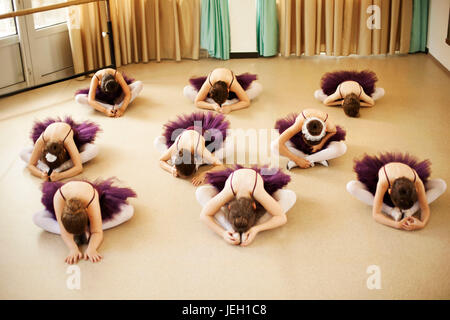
[206,165,291,195]
[162,112,230,151]
[41,179,137,222]
[275,113,346,155]
[189,73,257,100]
[320,70,378,96]
[75,73,134,105]
[31,116,101,149]
[353,152,431,206]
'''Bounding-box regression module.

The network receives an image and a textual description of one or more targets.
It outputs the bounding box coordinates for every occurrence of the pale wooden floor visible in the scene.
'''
[0,54,449,299]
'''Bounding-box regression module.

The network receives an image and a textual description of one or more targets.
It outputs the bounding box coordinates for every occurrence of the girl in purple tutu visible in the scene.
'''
[314,70,385,117]
[75,68,143,117]
[35,179,136,264]
[272,109,347,170]
[20,117,101,181]
[154,112,231,186]
[183,68,263,114]
[196,166,296,246]
[347,152,446,230]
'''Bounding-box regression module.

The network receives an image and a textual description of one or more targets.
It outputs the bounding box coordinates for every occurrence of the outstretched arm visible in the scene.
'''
[276,116,311,168]
[360,90,374,107]
[194,81,219,111]
[50,137,83,181]
[221,82,250,113]
[114,73,131,117]
[240,180,287,246]
[87,75,114,117]
[54,192,82,264]
[191,149,223,186]
[323,90,343,106]
[27,137,48,180]
[85,193,103,263]
[310,120,337,153]
[200,185,238,244]
[159,144,178,177]
[405,179,429,230]
[372,180,410,230]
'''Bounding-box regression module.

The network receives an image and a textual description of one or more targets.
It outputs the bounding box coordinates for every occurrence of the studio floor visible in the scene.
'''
[0,54,449,299]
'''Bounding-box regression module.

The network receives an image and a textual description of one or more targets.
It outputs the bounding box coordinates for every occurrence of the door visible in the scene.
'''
[0,0,74,95]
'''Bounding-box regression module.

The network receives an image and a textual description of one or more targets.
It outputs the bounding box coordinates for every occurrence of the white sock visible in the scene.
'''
[101,204,134,230]
[401,178,447,216]
[371,87,385,101]
[33,210,61,234]
[305,141,347,164]
[245,81,263,100]
[314,89,328,102]
[154,136,168,154]
[346,180,395,216]
[34,204,134,234]
[183,85,198,102]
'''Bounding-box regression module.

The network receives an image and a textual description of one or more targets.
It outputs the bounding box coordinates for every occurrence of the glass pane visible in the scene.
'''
[32,0,67,29]
[0,0,17,38]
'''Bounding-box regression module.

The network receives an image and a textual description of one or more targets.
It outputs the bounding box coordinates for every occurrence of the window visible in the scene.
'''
[0,0,17,38]
[31,0,67,29]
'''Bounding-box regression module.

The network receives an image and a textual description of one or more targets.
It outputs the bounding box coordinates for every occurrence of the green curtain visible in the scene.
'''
[200,0,230,60]
[409,0,429,53]
[256,0,278,56]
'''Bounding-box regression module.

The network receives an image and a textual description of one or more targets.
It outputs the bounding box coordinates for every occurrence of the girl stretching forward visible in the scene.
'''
[196,166,296,246]
[154,112,231,186]
[272,109,347,169]
[347,152,446,230]
[20,117,100,181]
[314,70,385,117]
[183,68,262,114]
[75,68,143,117]
[36,179,136,264]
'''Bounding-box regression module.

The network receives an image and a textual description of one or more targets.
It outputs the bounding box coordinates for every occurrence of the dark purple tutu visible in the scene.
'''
[41,179,136,222]
[75,73,134,105]
[162,112,230,152]
[275,113,346,155]
[320,70,378,96]
[207,165,291,195]
[354,152,431,207]
[31,116,101,149]
[189,73,257,100]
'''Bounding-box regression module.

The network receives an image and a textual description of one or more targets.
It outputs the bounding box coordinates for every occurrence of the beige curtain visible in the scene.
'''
[67,0,200,73]
[277,0,413,57]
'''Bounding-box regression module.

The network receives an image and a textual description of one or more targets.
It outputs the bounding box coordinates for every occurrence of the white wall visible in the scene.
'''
[228,0,257,53]
[427,0,450,70]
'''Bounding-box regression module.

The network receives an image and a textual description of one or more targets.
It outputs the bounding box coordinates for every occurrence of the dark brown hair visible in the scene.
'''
[174,149,196,177]
[42,141,69,170]
[303,119,324,146]
[343,93,360,117]
[225,198,264,233]
[390,177,417,210]
[209,81,228,107]
[101,73,119,94]
[61,198,89,235]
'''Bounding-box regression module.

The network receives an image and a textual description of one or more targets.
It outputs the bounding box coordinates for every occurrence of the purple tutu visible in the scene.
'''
[31,116,101,149]
[207,165,291,195]
[41,179,137,222]
[320,70,378,96]
[189,73,257,100]
[275,113,346,155]
[162,112,230,152]
[75,73,134,105]
[354,152,431,207]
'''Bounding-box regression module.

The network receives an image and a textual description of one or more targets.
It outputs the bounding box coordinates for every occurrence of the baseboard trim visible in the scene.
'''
[230,52,259,59]
[427,51,450,75]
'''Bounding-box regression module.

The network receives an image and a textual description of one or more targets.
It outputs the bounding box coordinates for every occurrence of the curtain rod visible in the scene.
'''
[0,0,103,20]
